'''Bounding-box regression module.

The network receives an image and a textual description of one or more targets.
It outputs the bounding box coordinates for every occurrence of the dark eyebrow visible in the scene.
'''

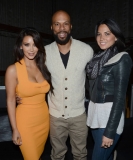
[104,31,111,33]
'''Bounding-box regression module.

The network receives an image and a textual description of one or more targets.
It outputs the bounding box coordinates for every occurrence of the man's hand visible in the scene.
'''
[16,94,22,104]
[101,136,113,148]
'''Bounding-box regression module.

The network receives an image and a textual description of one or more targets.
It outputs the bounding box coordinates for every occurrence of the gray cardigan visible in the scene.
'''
[45,38,93,119]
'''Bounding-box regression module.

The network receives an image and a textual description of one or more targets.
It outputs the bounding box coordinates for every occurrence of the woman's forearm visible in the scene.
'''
[7,99,18,131]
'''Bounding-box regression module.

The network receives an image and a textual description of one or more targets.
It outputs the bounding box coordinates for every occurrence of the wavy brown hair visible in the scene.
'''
[14,27,53,93]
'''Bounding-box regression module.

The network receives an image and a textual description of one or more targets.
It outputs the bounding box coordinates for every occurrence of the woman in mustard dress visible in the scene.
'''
[5,27,53,160]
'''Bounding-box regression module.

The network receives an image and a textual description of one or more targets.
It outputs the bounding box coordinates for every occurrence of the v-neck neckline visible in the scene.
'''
[21,59,46,85]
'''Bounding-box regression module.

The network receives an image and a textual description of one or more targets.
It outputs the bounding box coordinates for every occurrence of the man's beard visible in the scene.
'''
[53,31,71,45]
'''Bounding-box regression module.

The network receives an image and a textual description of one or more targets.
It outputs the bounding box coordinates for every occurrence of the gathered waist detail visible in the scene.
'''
[18,101,47,108]
[18,94,46,105]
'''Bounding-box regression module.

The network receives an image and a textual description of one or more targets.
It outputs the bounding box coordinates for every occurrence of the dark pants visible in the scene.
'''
[91,128,120,160]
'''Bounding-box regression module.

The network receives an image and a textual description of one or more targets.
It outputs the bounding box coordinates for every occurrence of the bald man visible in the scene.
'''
[45,10,93,160]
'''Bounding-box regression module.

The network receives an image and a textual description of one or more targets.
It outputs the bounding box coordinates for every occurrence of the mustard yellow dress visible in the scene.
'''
[15,59,50,160]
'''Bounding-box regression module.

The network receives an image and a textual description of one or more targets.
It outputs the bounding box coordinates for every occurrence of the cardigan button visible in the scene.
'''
[65,78,67,80]
[65,97,67,99]
[65,87,68,90]
[65,106,67,108]
[62,115,64,117]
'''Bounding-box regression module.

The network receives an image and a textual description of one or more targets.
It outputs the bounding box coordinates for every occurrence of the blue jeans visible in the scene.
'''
[91,128,120,160]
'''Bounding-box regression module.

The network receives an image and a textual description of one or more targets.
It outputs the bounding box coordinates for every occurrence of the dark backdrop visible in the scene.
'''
[0,0,133,87]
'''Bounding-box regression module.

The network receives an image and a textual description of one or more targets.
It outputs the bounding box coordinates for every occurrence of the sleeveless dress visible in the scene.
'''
[15,59,50,160]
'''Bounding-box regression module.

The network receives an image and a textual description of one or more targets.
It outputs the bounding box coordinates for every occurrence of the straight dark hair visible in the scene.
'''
[14,27,53,93]
[95,18,125,52]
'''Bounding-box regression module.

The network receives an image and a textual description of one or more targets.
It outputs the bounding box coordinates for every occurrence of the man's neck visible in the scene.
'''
[57,39,71,55]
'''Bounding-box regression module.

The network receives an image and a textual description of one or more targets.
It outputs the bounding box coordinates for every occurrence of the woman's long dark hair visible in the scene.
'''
[95,18,125,52]
[14,27,53,93]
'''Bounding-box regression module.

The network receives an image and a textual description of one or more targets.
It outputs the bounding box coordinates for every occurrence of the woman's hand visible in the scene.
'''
[101,136,113,148]
[12,129,22,146]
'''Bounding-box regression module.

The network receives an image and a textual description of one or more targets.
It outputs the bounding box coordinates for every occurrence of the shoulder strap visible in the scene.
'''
[15,60,27,84]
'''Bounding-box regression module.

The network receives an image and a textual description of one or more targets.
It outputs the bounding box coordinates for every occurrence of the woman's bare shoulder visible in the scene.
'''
[6,64,17,77]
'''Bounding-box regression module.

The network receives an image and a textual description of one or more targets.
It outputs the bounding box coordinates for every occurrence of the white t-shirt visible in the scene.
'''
[87,101,124,135]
